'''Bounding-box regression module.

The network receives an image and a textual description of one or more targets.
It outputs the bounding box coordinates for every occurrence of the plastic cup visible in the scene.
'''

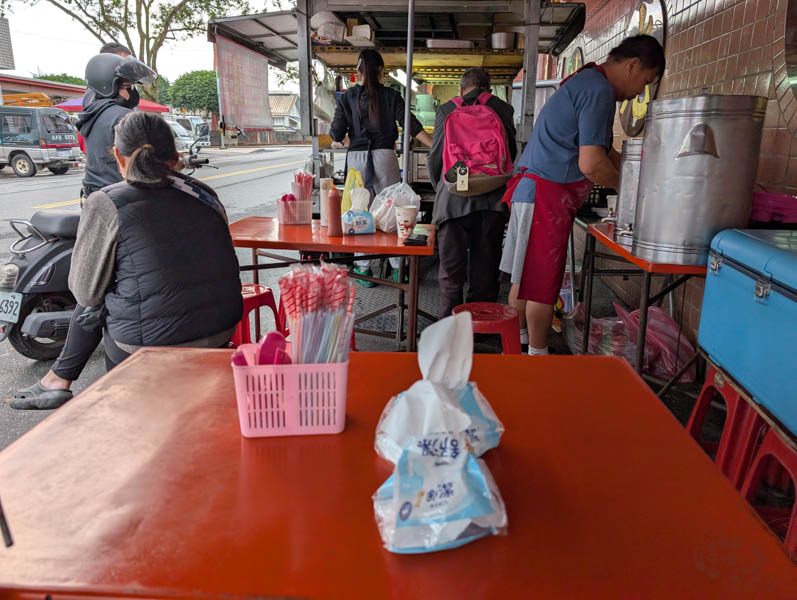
[395,205,418,238]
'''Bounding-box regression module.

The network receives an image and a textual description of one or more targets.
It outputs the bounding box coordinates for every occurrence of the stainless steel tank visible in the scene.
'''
[614,138,644,248]
[632,95,766,265]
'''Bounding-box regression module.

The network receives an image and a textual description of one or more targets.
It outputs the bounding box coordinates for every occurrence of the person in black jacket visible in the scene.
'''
[428,67,517,318]
[330,49,432,283]
[12,113,243,410]
[77,54,154,198]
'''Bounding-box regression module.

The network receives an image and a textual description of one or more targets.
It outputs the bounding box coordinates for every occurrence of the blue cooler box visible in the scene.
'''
[699,229,797,433]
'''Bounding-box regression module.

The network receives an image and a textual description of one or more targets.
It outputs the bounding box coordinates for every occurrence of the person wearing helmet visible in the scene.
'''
[76,54,157,198]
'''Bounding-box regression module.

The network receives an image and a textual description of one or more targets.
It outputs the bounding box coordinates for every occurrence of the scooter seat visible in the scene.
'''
[30,209,81,238]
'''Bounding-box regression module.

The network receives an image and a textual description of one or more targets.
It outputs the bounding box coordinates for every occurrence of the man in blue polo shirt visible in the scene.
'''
[500,35,665,355]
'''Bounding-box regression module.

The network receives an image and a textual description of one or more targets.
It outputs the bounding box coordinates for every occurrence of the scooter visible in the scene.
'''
[0,128,215,361]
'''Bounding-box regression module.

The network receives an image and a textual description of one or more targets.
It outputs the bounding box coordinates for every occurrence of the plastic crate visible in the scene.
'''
[277,200,313,225]
[231,344,348,438]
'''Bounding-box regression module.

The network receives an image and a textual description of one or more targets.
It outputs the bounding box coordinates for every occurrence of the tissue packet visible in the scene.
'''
[375,380,504,464]
[373,433,507,553]
[342,187,375,234]
[342,209,375,234]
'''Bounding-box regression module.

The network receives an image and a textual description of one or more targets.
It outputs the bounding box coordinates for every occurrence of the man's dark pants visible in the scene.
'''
[437,210,507,319]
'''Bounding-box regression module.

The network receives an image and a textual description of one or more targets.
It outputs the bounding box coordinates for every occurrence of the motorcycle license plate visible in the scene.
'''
[0,291,22,324]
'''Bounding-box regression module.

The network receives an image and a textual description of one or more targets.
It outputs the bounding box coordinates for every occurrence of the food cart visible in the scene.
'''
[208,0,586,205]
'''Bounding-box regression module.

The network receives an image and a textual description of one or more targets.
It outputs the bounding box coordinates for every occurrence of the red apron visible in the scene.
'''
[507,62,607,305]
[513,173,593,305]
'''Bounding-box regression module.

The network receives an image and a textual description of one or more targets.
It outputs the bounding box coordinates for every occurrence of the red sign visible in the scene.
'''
[215,36,273,129]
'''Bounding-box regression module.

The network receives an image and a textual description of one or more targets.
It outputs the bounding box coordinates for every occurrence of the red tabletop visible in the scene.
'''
[229,216,436,255]
[589,222,708,275]
[1,349,795,598]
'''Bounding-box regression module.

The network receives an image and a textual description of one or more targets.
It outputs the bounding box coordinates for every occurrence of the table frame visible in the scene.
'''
[230,218,436,352]
[580,223,707,373]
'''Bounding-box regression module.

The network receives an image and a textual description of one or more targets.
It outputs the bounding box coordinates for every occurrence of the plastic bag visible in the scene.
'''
[613,302,696,383]
[375,313,504,464]
[371,182,421,233]
[341,167,364,214]
[342,187,375,234]
[373,432,507,553]
[562,303,656,367]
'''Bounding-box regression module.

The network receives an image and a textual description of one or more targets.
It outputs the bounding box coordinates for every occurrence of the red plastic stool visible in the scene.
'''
[452,302,521,354]
[741,428,797,561]
[686,362,767,489]
[231,283,285,346]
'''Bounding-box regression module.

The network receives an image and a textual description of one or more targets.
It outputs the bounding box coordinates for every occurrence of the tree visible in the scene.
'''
[15,0,252,76]
[35,73,86,86]
[170,70,218,115]
[156,75,171,105]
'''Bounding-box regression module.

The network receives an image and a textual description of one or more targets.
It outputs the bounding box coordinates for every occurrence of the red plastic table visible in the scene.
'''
[1,348,795,598]
[230,217,436,352]
[581,222,707,373]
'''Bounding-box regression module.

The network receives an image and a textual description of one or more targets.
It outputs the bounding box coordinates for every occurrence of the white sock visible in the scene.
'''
[519,328,529,345]
[527,345,549,356]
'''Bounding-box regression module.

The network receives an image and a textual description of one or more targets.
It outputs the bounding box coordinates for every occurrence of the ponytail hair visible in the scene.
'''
[113,111,179,184]
[357,49,384,125]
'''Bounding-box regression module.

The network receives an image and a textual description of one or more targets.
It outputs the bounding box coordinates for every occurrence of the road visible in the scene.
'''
[0,145,312,449]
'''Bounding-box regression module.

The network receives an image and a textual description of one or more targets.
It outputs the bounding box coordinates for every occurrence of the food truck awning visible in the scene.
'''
[208,2,585,81]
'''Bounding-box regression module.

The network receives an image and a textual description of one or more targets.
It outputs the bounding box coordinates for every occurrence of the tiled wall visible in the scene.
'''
[561,0,795,342]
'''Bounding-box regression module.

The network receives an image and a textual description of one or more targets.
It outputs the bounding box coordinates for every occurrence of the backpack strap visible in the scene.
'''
[477,91,493,105]
[450,96,465,108]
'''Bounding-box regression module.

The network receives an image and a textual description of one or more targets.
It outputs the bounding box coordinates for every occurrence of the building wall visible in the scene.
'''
[562,0,794,342]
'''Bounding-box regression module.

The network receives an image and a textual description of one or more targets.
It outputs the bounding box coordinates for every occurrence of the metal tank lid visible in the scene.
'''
[647,94,767,120]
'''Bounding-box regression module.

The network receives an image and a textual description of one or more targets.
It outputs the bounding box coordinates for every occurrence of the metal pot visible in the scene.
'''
[614,138,643,247]
[632,94,766,265]
[490,32,515,49]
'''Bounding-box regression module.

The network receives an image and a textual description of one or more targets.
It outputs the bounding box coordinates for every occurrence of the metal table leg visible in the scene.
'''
[580,235,597,355]
[568,230,578,305]
[397,258,406,345]
[407,256,420,352]
[251,248,260,341]
[635,272,652,373]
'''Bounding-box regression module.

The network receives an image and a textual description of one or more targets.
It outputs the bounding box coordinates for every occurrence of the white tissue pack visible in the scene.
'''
[372,432,507,553]
[374,312,505,464]
[372,313,507,553]
[342,187,375,234]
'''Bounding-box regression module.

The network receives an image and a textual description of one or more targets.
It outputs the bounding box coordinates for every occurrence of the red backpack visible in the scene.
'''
[442,92,513,196]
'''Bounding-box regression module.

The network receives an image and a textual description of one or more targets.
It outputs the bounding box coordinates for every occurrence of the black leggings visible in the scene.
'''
[51,305,130,380]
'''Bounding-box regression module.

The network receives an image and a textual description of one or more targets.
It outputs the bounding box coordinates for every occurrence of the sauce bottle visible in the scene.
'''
[326,188,343,236]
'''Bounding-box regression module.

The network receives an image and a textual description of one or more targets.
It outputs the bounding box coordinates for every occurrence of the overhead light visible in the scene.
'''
[390,69,418,91]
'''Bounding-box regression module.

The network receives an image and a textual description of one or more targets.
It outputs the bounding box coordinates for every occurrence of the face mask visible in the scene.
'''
[119,87,140,109]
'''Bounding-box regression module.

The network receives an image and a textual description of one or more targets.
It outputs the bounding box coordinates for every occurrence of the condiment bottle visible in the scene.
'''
[326,188,343,236]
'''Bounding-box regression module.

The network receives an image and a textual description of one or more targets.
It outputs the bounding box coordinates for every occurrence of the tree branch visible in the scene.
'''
[44,0,106,44]
[148,0,190,63]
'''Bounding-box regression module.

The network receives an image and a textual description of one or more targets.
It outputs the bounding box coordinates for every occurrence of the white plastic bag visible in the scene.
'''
[371,182,421,233]
[373,432,507,553]
[375,313,504,464]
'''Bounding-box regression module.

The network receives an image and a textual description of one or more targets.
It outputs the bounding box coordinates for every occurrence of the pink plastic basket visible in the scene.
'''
[277,200,313,225]
[231,344,348,438]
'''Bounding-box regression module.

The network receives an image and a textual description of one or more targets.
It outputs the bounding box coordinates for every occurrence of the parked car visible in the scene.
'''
[0,106,82,177]
[175,115,210,147]
[168,121,194,153]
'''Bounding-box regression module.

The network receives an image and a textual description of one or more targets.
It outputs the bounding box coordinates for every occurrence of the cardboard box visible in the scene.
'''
[346,18,359,36]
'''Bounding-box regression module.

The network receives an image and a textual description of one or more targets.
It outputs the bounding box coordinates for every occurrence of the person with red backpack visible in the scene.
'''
[428,68,517,318]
